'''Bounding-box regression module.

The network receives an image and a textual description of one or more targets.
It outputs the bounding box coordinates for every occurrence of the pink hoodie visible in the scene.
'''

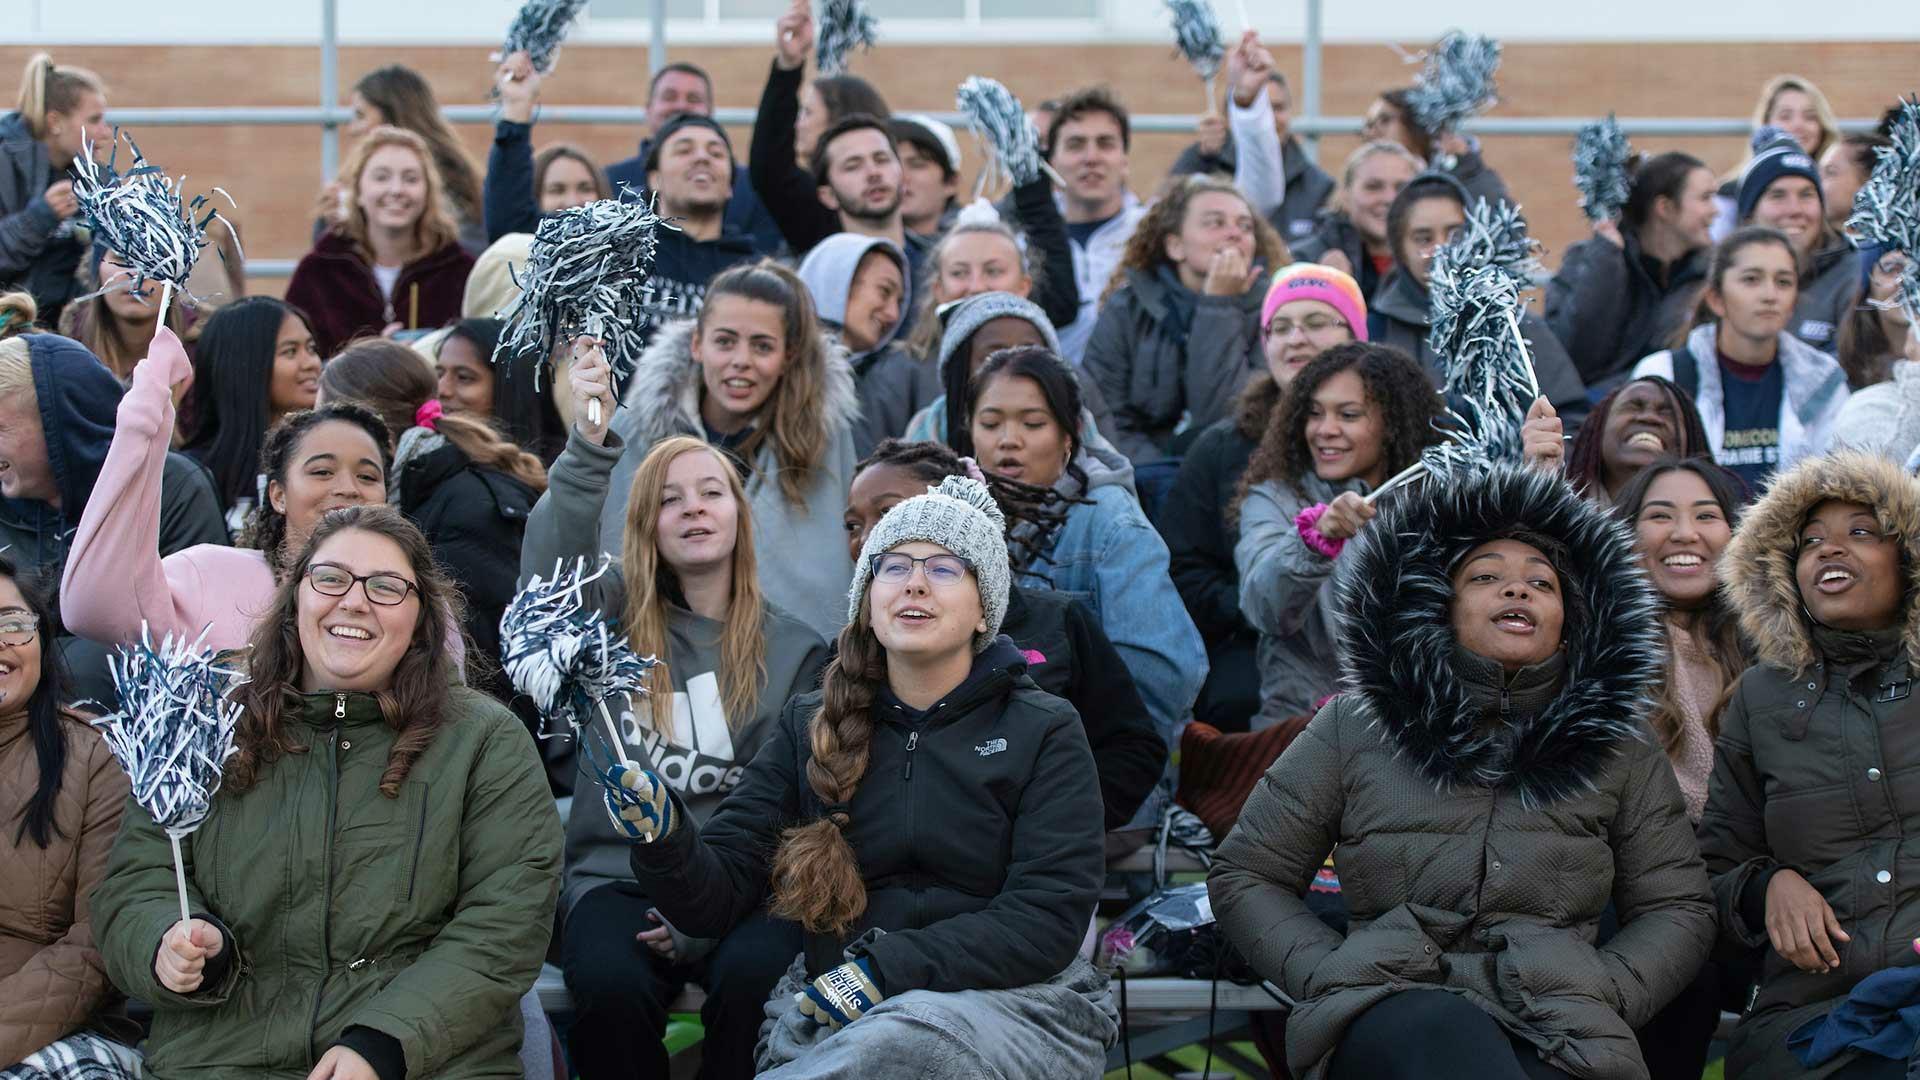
[60,328,276,652]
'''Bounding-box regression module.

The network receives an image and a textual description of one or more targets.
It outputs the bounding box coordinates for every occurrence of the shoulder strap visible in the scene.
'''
[1669,343,1699,401]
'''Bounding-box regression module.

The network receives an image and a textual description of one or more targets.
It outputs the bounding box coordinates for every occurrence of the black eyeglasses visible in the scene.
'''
[0,616,37,647]
[306,563,419,606]
[870,552,972,587]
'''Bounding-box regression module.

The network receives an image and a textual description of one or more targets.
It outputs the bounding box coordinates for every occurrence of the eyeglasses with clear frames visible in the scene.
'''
[870,553,972,587]
[306,563,420,606]
[1265,315,1349,340]
[0,617,37,647]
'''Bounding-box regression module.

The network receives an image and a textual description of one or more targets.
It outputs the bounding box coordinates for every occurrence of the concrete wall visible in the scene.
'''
[3,38,1917,297]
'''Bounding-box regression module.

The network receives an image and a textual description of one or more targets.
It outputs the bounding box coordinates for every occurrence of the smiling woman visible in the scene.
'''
[1563,375,1711,506]
[284,126,475,356]
[94,505,562,1080]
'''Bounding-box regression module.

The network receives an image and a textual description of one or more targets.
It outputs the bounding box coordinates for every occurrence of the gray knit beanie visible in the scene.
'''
[935,292,1062,381]
[847,476,1011,653]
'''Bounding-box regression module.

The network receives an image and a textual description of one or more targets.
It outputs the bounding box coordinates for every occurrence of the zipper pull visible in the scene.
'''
[335,693,347,719]
[1499,687,1509,720]
[904,731,919,780]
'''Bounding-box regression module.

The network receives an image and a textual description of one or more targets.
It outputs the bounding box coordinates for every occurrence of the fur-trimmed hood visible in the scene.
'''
[1722,450,1920,674]
[1335,465,1663,807]
[614,316,861,452]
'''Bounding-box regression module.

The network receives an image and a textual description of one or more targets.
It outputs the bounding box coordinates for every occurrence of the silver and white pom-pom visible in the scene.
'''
[500,557,656,741]
[1164,0,1226,82]
[91,625,245,838]
[493,192,676,399]
[1405,31,1502,136]
[1426,196,1542,413]
[495,0,590,75]
[815,0,879,76]
[1848,97,1920,324]
[71,131,237,307]
[957,77,1047,189]
[1573,114,1633,224]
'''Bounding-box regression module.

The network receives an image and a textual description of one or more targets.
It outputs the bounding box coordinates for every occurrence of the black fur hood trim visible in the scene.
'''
[1334,465,1664,807]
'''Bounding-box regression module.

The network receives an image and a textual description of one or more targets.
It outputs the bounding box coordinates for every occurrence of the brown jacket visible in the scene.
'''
[1210,466,1715,1080]
[0,709,130,1064]
[1701,451,1920,1078]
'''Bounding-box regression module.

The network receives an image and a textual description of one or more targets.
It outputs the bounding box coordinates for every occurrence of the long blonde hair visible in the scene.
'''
[14,53,103,142]
[620,436,767,740]
[334,126,462,264]
[1723,75,1843,186]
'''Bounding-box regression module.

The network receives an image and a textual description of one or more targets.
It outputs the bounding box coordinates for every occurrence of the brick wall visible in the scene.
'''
[4,39,1918,298]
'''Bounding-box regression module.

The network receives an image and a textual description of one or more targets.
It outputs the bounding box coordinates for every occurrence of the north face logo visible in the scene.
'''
[975,738,1007,757]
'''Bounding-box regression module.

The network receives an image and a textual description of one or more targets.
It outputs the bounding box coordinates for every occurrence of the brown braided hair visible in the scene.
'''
[768,609,887,933]
[229,505,465,798]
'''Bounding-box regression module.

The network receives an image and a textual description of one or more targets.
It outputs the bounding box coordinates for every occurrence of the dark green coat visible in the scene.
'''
[94,687,562,1079]
[1702,450,1920,1078]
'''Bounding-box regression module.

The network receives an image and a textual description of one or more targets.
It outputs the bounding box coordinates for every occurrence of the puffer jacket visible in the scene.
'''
[1211,466,1715,1080]
[1083,267,1267,464]
[1234,469,1362,728]
[627,637,1105,994]
[94,687,562,1079]
[596,318,861,640]
[1371,267,1591,422]
[1545,232,1709,389]
[1,711,133,1065]
[1700,451,1920,1079]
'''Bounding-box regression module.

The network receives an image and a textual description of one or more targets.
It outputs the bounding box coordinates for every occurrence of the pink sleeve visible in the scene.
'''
[59,328,204,646]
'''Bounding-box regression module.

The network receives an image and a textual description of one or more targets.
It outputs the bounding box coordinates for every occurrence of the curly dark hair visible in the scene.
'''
[1233,342,1443,524]
[855,438,1086,575]
[242,403,393,575]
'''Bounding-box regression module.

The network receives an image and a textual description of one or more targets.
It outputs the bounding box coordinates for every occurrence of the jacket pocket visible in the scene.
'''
[1494,922,1620,1013]
[1304,904,1466,997]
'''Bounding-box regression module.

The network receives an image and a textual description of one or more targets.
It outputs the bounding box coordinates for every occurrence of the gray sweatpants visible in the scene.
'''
[754,952,1119,1079]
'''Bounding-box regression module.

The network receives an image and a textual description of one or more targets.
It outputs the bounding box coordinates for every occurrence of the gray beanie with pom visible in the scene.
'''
[847,475,1011,652]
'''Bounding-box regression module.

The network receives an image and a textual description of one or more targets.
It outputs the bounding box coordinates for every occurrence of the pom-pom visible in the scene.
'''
[494,0,589,75]
[71,131,238,307]
[1751,124,1795,153]
[1847,97,1920,325]
[493,192,676,399]
[1164,0,1226,82]
[957,77,1046,189]
[500,558,656,742]
[1405,30,1502,136]
[815,0,879,76]
[91,625,245,837]
[1572,114,1633,224]
[934,474,1007,531]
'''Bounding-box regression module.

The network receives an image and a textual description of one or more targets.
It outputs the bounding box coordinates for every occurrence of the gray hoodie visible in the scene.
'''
[596,318,862,639]
[521,426,830,942]
[1234,470,1364,728]
[797,234,941,455]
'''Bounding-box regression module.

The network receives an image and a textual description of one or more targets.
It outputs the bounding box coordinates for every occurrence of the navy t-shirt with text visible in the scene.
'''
[1715,352,1784,492]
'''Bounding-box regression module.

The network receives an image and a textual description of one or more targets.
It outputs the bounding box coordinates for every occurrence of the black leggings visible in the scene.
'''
[561,881,802,1080]
[1327,990,1574,1080]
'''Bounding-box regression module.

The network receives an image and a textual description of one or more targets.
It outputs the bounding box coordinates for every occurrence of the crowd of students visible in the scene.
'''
[4,18,1920,1080]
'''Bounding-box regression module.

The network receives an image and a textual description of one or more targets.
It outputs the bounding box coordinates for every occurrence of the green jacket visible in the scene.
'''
[93,687,562,1079]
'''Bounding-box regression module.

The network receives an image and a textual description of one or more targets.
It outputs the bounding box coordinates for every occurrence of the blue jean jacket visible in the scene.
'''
[1018,485,1207,827]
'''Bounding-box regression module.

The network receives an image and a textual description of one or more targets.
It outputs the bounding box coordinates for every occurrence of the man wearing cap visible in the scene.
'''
[890,115,962,238]
[631,115,758,345]
[1738,130,1862,352]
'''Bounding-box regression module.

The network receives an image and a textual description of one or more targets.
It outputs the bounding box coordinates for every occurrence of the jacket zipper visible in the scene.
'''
[903,731,919,780]
[309,709,344,1060]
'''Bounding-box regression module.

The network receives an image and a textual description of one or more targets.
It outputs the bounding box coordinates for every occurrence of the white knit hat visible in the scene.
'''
[847,476,1010,653]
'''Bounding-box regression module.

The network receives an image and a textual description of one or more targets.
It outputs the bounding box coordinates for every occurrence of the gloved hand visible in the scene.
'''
[796,957,885,1031]
[602,763,674,842]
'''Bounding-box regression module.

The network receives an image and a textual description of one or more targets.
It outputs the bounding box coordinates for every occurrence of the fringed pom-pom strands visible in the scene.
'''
[500,557,655,744]
[71,131,237,308]
[496,0,589,75]
[815,0,879,76]
[92,626,245,838]
[957,77,1045,188]
[1848,97,1920,325]
[493,194,674,400]
[1164,0,1226,81]
[1406,31,1502,136]
[1573,115,1633,224]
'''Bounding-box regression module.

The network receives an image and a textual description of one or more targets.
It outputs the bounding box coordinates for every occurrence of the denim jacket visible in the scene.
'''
[1016,446,1206,827]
